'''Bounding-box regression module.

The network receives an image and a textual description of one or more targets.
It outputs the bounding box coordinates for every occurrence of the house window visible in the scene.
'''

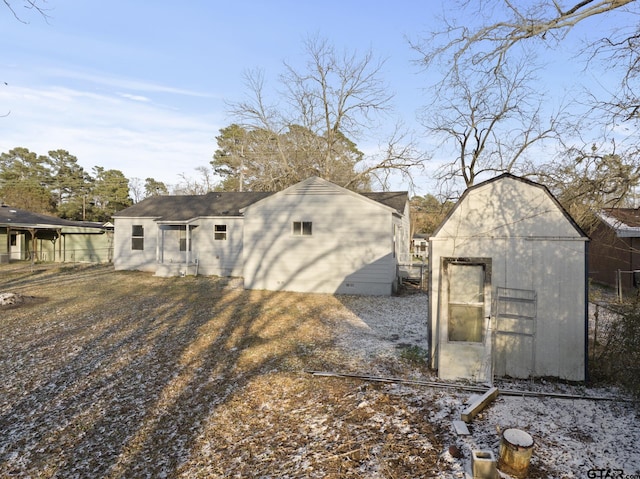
[293,221,312,236]
[179,226,191,251]
[214,224,227,240]
[132,225,144,250]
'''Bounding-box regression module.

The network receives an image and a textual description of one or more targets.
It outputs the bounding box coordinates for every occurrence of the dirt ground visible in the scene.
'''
[0,264,445,478]
[1,264,638,479]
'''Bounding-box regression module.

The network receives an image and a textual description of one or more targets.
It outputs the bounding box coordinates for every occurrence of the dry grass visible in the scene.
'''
[0,264,443,478]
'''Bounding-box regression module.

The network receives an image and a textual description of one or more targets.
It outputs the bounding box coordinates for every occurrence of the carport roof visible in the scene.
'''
[0,205,107,230]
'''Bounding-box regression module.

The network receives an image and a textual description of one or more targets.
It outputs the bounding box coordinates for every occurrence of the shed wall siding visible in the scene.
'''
[430,236,586,381]
[438,178,579,240]
[243,191,396,295]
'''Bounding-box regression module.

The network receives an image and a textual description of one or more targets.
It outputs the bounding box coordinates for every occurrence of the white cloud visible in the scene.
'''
[0,83,224,187]
[118,93,150,102]
[42,67,217,99]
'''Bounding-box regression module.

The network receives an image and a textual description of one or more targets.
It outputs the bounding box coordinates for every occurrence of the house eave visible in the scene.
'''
[155,215,244,225]
[598,211,640,238]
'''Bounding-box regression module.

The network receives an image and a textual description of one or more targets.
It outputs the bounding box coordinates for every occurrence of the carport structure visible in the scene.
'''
[0,205,112,264]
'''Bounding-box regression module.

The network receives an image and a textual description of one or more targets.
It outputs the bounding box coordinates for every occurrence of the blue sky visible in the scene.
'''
[1,1,633,195]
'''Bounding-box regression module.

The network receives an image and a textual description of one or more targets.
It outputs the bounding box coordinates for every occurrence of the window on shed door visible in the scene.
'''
[214,224,227,240]
[447,263,485,342]
[292,221,312,236]
[131,225,144,250]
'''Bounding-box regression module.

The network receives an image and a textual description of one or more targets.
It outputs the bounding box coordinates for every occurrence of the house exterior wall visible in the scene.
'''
[243,181,402,295]
[396,202,412,263]
[589,221,640,292]
[113,216,246,277]
[429,176,587,382]
[188,217,244,277]
[113,217,159,272]
[0,229,8,262]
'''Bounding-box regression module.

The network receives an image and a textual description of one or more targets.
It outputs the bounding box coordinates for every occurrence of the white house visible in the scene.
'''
[112,191,272,277]
[242,177,411,295]
[428,174,589,382]
[112,177,410,296]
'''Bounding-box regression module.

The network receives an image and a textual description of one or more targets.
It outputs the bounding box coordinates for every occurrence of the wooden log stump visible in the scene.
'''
[498,428,534,478]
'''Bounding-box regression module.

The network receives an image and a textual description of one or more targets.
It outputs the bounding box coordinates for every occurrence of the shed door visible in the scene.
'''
[438,258,492,382]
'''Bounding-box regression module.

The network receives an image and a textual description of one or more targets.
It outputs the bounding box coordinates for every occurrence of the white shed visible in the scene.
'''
[428,174,588,382]
[242,177,410,295]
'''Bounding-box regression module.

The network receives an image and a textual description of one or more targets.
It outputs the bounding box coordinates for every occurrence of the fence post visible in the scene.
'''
[617,269,622,302]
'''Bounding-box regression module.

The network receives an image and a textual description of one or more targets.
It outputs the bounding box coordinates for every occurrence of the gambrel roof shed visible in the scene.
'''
[428,173,589,382]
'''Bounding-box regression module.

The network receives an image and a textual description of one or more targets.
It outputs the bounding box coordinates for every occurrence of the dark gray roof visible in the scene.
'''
[361,191,408,215]
[0,205,105,229]
[113,192,275,221]
[113,189,409,221]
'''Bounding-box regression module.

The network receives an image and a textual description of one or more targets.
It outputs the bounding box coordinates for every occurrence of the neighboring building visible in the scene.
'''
[428,174,589,383]
[412,234,429,259]
[0,205,113,264]
[589,208,640,293]
[112,177,411,296]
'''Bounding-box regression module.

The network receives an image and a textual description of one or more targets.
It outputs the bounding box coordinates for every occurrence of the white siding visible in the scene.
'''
[395,201,412,263]
[114,216,245,277]
[429,176,587,381]
[438,176,580,242]
[243,179,398,295]
[113,217,159,272]
[191,218,244,276]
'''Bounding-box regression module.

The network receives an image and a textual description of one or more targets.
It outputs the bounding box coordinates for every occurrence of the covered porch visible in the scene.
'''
[154,220,200,277]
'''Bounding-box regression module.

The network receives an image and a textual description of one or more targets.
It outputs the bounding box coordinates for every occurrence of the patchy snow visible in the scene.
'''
[334,292,640,479]
[335,293,429,365]
[0,292,24,306]
[502,428,534,448]
[1,266,639,479]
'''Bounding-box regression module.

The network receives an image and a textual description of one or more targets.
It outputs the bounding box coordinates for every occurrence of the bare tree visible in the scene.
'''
[3,0,50,22]
[173,166,217,195]
[411,1,640,195]
[128,177,143,204]
[421,54,565,194]
[226,36,426,192]
[414,0,636,75]
[535,142,640,232]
